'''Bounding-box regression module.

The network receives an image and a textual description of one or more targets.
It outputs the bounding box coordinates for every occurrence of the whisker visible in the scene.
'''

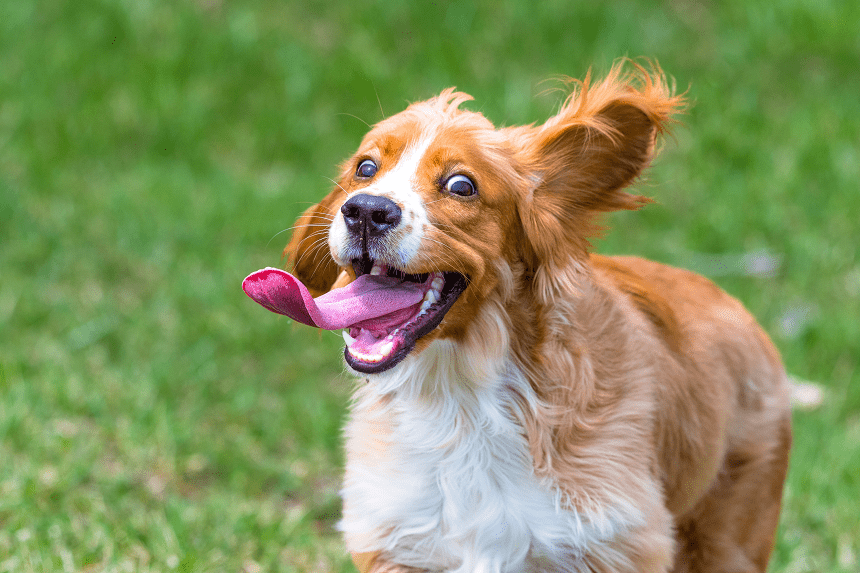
[291,235,331,269]
[279,229,330,250]
[424,250,457,275]
[302,232,343,280]
[336,112,371,128]
[308,251,338,281]
[267,228,291,248]
[428,221,458,230]
[285,222,333,232]
[421,237,469,277]
[302,232,332,247]
[295,210,336,221]
[273,218,335,247]
[292,201,330,208]
[372,81,385,120]
[323,176,349,196]
[431,242,467,275]
[430,252,469,281]
[298,230,330,243]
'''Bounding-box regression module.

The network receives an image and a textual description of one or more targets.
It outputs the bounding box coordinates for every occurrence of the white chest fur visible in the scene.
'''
[339,339,601,573]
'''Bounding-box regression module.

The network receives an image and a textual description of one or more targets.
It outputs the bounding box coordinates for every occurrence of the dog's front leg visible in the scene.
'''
[351,551,428,573]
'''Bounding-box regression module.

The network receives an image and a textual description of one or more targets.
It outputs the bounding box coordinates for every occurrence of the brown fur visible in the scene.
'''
[285,61,791,572]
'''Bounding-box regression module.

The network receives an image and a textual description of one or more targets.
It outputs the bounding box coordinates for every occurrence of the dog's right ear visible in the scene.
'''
[284,191,342,297]
[517,61,684,270]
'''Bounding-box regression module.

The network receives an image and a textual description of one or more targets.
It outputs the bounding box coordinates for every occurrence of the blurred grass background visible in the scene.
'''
[1,0,858,571]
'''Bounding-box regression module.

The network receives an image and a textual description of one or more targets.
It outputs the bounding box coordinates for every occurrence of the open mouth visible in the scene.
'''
[343,255,468,373]
[242,257,469,375]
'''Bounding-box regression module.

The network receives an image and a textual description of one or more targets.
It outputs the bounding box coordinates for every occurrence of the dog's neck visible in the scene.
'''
[352,299,526,412]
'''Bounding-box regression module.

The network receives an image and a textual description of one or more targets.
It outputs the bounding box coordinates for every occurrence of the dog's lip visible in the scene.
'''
[343,263,469,374]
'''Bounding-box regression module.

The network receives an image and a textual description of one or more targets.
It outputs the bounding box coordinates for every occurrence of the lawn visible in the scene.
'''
[1,0,858,571]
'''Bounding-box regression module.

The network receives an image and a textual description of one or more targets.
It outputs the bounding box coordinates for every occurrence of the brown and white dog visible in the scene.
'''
[258,62,792,572]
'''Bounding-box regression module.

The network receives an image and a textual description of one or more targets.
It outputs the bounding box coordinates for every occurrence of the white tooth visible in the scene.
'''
[380,341,394,356]
[420,300,432,311]
[342,330,356,347]
[370,264,383,276]
[423,290,438,305]
[363,352,381,362]
[431,277,444,291]
[348,347,367,360]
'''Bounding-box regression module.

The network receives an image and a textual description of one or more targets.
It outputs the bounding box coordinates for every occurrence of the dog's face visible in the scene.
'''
[286,68,680,373]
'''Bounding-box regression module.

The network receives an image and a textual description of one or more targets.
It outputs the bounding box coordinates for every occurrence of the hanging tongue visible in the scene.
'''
[242,267,426,330]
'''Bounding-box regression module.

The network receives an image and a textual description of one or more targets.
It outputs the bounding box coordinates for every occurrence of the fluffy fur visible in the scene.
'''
[284,61,791,572]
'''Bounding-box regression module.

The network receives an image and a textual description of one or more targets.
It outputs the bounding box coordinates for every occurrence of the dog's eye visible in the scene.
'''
[444,174,476,198]
[355,159,378,179]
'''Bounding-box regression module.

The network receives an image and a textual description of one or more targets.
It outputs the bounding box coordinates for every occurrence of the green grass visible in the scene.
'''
[1,0,858,571]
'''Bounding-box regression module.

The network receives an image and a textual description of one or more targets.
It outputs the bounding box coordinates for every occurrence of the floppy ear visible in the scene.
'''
[283,190,343,297]
[519,62,684,267]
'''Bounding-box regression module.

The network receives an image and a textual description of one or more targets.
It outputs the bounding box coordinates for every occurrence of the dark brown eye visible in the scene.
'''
[356,159,378,178]
[443,174,476,197]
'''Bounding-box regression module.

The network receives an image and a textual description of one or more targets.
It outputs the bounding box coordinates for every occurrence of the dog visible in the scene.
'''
[243,61,792,573]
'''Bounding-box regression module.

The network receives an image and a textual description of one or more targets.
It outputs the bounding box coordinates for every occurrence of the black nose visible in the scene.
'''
[340,194,402,238]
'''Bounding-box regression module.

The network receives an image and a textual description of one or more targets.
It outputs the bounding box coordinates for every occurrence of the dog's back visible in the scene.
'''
[594,254,792,571]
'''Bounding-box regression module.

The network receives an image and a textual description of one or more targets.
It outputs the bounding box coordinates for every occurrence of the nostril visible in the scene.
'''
[341,203,360,219]
[372,210,394,225]
[370,202,401,234]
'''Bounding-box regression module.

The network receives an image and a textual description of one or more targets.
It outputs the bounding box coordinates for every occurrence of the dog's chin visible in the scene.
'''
[342,260,469,375]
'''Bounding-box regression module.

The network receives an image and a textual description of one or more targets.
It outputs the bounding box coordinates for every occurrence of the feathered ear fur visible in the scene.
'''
[519,61,685,267]
[283,191,342,297]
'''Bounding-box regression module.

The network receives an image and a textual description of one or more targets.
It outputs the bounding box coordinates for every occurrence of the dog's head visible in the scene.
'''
[283,62,683,374]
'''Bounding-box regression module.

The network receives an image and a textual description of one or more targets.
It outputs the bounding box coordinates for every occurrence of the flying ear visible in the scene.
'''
[520,62,684,266]
[283,190,342,297]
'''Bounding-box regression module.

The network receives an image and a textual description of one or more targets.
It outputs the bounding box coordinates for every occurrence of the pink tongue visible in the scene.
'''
[242,267,425,330]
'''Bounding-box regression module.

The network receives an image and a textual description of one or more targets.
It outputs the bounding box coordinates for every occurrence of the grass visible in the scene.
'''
[1,0,858,571]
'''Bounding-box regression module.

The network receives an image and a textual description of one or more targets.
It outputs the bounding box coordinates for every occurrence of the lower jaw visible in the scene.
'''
[343,319,426,373]
[343,305,452,374]
[344,340,413,374]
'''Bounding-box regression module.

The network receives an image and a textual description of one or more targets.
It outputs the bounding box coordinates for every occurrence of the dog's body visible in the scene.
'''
[272,63,791,572]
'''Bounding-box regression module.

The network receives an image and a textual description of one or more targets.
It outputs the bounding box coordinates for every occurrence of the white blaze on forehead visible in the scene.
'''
[379,129,438,193]
[329,129,438,268]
